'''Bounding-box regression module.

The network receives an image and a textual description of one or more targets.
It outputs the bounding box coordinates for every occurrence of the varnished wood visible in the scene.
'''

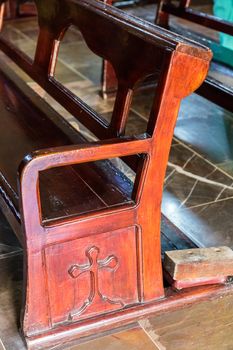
[164,246,233,281]
[164,270,228,290]
[0,0,212,349]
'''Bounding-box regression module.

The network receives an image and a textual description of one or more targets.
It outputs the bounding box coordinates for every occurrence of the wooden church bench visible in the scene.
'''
[156,0,233,112]
[0,0,211,348]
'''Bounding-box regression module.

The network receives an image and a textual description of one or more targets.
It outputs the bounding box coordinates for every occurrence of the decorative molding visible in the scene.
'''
[68,246,124,319]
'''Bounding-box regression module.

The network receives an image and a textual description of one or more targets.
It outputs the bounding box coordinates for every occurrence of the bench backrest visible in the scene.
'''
[0,0,211,142]
[156,0,233,36]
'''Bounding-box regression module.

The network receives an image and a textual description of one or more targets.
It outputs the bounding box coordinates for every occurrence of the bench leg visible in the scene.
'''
[179,0,191,7]
[155,0,191,26]
[101,0,118,97]
[101,59,118,98]
[155,0,171,27]
[5,0,18,19]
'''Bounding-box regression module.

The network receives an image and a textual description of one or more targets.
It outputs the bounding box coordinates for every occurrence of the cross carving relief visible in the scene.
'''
[68,246,123,319]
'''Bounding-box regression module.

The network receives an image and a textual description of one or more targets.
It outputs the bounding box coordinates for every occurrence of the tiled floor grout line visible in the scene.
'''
[56,54,95,84]
[164,168,176,183]
[173,136,233,181]
[183,195,233,210]
[6,25,33,42]
[182,153,195,168]
[179,179,198,208]
[205,167,217,179]
[0,250,22,260]
[130,107,149,122]
[167,162,233,191]
[215,186,226,201]
[0,338,6,350]
[139,321,166,350]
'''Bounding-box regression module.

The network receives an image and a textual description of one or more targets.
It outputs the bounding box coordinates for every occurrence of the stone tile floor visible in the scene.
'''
[1,2,233,349]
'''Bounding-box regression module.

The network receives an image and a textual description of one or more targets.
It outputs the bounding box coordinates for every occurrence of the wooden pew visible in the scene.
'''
[156,0,233,112]
[0,0,211,348]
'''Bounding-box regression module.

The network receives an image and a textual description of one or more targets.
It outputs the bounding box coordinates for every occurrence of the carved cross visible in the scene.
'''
[68,246,122,318]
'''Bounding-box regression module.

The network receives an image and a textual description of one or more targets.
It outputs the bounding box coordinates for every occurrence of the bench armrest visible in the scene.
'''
[19,136,150,232]
[20,136,150,173]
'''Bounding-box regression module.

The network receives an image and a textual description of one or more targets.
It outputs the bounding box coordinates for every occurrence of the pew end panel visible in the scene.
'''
[19,137,151,337]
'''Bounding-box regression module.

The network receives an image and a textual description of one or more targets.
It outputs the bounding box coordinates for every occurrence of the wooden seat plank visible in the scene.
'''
[40,165,133,222]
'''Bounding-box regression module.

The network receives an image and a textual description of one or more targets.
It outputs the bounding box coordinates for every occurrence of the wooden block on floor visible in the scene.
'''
[164,246,233,282]
[163,269,227,290]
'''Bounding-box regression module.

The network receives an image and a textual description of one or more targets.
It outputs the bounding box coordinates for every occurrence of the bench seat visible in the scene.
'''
[0,67,133,231]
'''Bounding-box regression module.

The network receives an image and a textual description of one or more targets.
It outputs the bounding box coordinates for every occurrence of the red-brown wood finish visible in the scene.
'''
[101,0,118,97]
[155,0,233,112]
[0,0,212,349]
